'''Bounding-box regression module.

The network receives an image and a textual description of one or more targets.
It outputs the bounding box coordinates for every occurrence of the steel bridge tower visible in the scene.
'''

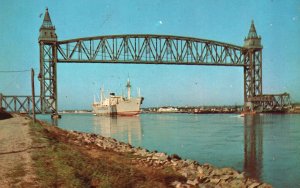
[38,8,58,114]
[243,21,263,111]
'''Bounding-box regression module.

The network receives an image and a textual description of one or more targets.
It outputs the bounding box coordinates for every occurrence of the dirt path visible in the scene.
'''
[0,114,37,187]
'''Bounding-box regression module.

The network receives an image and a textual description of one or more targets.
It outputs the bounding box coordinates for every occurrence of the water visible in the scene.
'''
[38,113,300,188]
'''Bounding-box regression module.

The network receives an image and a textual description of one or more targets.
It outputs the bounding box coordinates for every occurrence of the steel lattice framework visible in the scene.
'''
[39,41,57,113]
[249,93,291,111]
[0,94,42,114]
[39,34,261,114]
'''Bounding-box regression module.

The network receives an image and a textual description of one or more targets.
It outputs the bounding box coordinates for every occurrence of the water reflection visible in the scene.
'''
[49,118,58,126]
[92,115,142,145]
[243,115,263,181]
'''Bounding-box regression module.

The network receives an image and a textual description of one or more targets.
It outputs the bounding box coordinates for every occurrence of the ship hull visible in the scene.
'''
[93,98,143,116]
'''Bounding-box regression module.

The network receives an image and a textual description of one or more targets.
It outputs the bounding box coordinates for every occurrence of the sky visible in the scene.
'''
[0,0,299,110]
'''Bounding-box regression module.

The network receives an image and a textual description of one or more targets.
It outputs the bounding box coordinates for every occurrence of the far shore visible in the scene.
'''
[56,110,299,115]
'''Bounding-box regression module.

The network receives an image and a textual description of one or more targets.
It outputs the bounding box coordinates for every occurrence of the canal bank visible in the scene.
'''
[1,114,271,187]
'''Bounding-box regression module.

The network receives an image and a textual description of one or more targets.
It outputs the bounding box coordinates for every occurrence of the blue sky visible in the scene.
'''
[0,0,299,109]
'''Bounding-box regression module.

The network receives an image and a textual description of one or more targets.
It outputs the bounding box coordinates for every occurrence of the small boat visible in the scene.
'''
[92,78,144,116]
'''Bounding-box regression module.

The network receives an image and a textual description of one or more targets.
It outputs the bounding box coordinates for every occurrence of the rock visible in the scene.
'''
[170,154,181,160]
[210,178,221,184]
[197,166,204,174]
[153,152,168,161]
[137,149,148,156]
[171,181,181,187]
[248,182,261,188]
[187,163,196,171]
[91,133,97,138]
[181,171,188,178]
[198,176,209,183]
[219,175,231,181]
[197,173,205,180]
[171,160,178,166]
[202,166,213,176]
[228,179,245,188]
[187,178,199,186]
[175,182,182,188]
[84,138,91,144]
[236,172,245,179]
[221,167,236,175]
[96,143,102,147]
[185,159,194,165]
[177,161,188,168]
[258,183,272,188]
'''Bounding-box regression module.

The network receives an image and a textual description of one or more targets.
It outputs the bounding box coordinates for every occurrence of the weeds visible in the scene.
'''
[29,120,184,187]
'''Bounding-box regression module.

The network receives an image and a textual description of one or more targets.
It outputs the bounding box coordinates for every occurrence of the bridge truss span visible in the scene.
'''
[56,35,247,66]
[36,9,292,115]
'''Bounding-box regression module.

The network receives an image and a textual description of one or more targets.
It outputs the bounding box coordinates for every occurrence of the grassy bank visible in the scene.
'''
[29,120,185,187]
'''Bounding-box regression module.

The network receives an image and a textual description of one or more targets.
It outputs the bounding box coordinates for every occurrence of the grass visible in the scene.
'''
[29,120,185,187]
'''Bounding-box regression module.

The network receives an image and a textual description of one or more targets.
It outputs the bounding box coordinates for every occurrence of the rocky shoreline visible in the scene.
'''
[67,130,271,188]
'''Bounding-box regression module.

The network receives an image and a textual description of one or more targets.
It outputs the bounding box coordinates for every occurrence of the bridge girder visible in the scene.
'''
[56,35,246,66]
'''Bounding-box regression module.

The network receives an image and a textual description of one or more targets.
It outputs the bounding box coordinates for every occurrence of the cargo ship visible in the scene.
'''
[92,79,144,116]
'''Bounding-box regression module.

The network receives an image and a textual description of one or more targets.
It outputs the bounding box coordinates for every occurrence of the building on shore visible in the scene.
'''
[158,107,179,113]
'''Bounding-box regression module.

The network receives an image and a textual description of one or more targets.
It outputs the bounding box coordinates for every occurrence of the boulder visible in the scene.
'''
[248,182,261,188]
[187,178,199,186]
[153,152,168,161]
[197,166,204,174]
[170,154,181,160]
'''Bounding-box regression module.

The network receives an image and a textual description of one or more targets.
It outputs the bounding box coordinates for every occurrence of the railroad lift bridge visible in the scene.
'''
[0,8,291,115]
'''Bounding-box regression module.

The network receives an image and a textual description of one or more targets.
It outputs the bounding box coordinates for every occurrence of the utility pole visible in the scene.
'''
[31,68,36,123]
[0,93,2,110]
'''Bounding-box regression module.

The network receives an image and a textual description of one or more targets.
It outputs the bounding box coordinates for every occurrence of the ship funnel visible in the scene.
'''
[126,78,131,99]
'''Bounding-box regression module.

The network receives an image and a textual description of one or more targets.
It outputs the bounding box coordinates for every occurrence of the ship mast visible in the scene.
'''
[126,78,131,99]
[137,88,141,97]
[100,86,104,104]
